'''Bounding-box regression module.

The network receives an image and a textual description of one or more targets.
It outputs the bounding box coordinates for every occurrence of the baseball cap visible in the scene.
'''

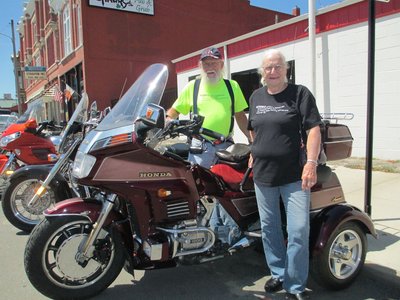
[200,47,222,60]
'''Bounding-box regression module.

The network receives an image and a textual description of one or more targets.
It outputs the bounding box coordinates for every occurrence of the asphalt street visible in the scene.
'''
[0,207,399,300]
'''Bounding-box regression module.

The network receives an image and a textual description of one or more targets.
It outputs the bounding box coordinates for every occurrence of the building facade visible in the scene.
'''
[17,0,295,123]
[173,0,400,160]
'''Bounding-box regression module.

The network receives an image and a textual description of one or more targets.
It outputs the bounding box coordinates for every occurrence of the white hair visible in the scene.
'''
[258,49,289,86]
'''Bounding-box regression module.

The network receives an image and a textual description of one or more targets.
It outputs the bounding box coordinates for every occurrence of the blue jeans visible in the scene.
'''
[188,138,233,169]
[209,202,241,245]
[254,180,310,294]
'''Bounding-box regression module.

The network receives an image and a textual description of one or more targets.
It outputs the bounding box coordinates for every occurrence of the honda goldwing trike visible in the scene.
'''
[24,64,376,300]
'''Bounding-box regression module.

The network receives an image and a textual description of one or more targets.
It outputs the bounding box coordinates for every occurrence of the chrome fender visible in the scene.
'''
[310,204,377,257]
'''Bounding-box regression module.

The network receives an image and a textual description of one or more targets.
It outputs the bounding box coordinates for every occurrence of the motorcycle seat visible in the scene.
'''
[211,163,254,192]
[216,143,250,162]
[215,143,250,170]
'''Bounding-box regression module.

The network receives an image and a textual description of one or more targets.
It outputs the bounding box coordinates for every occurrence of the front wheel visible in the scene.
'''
[1,174,61,232]
[24,216,125,300]
[311,222,367,290]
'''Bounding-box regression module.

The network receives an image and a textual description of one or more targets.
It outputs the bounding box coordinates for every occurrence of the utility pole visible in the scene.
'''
[11,19,22,115]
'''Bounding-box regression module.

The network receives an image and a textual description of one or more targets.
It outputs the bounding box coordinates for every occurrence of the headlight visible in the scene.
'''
[72,150,96,179]
[0,132,21,147]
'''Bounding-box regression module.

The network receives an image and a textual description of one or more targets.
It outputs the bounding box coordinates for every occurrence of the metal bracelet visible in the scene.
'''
[306,159,318,166]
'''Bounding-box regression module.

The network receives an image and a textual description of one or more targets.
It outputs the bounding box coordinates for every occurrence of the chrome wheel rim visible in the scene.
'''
[328,229,363,279]
[10,179,56,225]
[43,220,115,288]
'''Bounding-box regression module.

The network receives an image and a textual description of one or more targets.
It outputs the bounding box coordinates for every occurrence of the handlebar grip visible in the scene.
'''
[199,128,225,142]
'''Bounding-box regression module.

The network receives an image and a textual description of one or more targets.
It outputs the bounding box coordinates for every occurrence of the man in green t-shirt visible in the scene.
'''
[167,47,250,246]
[166,47,250,169]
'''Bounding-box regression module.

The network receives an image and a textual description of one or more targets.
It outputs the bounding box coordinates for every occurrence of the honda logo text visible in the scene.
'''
[139,172,172,178]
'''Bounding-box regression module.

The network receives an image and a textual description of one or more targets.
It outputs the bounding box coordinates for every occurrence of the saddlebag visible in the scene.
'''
[322,123,353,161]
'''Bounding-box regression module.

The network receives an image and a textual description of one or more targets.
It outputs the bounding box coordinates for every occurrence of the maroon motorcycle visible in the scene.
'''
[24,64,376,299]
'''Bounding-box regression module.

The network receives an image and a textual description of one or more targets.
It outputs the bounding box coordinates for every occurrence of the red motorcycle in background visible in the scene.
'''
[24,64,376,299]
[0,100,62,193]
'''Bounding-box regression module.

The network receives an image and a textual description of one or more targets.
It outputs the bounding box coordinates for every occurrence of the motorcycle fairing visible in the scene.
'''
[1,121,34,136]
[0,153,14,175]
[309,204,377,256]
[0,154,7,171]
[1,123,56,165]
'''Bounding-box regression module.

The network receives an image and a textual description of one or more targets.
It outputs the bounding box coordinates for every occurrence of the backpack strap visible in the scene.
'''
[192,78,235,135]
[224,79,235,134]
[193,79,201,115]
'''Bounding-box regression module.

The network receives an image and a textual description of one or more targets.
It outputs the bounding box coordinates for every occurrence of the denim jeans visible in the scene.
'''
[254,180,310,294]
[188,138,233,169]
[209,202,241,245]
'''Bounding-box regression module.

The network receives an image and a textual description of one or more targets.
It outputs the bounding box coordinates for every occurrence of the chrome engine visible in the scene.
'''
[143,196,252,262]
[157,219,215,258]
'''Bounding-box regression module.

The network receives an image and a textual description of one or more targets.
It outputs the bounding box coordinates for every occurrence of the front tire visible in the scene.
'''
[311,222,367,290]
[25,216,125,300]
[1,174,60,232]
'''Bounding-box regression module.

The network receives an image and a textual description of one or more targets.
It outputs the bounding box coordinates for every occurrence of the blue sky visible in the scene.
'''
[0,0,342,99]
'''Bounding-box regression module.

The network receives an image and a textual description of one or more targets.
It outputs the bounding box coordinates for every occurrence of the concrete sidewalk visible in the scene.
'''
[332,166,400,284]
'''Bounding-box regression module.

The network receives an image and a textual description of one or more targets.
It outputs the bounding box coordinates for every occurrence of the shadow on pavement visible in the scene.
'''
[368,228,400,252]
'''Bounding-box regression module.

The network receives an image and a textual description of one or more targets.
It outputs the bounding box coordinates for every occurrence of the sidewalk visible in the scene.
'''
[332,166,400,284]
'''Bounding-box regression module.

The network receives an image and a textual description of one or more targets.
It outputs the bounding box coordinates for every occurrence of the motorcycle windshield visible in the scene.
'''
[16,100,46,124]
[96,64,168,131]
[58,93,89,152]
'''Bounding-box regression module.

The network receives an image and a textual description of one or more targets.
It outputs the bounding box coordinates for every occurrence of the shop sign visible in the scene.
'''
[89,0,154,15]
[24,66,47,80]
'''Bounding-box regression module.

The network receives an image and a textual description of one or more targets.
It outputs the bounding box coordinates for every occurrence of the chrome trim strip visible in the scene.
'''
[325,139,353,144]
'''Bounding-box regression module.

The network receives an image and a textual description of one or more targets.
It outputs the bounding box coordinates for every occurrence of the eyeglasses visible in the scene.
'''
[263,65,283,72]
[201,60,221,67]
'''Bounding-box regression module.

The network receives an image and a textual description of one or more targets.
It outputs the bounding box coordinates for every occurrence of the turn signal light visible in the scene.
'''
[35,186,46,197]
[157,188,172,198]
[4,170,14,176]
[48,153,59,162]
[25,119,38,129]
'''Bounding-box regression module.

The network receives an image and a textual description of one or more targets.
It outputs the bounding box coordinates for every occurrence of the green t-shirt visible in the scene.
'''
[172,79,248,137]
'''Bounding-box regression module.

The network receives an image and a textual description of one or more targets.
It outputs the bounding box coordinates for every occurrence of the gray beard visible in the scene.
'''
[201,71,223,84]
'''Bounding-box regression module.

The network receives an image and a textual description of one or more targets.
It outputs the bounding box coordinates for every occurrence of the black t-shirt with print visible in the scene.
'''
[247,84,321,187]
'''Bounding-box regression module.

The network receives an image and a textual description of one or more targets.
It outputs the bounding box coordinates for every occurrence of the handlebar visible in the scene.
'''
[166,118,226,143]
[199,127,225,143]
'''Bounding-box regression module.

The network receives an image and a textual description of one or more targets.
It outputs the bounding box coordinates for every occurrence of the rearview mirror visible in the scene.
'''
[89,101,98,120]
[138,103,165,129]
[104,106,111,116]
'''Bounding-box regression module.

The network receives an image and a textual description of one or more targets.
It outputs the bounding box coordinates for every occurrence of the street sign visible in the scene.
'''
[24,66,47,80]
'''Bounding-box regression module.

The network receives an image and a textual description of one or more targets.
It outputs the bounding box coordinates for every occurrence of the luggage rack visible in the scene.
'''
[320,113,354,123]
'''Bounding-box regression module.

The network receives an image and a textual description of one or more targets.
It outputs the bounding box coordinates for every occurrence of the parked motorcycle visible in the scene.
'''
[24,64,376,299]
[0,100,62,194]
[1,96,95,232]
